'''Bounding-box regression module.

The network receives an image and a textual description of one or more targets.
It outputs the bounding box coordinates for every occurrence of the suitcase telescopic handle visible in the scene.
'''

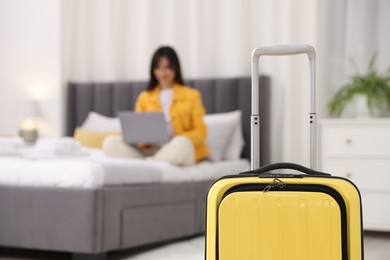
[251,45,317,170]
[251,162,330,176]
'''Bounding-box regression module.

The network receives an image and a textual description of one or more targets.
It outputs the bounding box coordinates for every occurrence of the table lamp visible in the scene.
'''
[18,100,41,144]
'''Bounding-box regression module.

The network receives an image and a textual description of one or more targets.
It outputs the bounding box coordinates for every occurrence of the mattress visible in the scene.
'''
[0,148,249,188]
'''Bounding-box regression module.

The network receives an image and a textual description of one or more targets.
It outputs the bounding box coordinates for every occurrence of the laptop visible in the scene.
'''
[118,111,170,144]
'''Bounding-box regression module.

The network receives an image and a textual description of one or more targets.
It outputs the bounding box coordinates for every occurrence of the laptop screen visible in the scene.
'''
[118,112,170,144]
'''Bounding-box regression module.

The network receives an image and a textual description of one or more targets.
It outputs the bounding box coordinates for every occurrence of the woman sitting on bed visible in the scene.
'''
[103,46,209,166]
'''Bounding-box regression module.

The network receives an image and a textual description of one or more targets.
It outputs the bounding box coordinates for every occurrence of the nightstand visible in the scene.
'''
[319,118,390,231]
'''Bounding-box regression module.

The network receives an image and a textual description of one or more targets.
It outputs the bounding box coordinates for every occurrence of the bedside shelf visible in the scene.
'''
[319,118,390,232]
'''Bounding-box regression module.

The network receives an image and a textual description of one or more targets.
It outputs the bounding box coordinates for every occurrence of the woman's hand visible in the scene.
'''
[170,132,177,140]
[137,143,152,149]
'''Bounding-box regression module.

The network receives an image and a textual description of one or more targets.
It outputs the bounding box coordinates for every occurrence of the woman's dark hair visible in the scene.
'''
[147,46,184,91]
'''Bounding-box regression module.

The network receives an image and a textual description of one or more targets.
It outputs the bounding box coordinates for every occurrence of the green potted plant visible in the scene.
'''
[328,53,390,117]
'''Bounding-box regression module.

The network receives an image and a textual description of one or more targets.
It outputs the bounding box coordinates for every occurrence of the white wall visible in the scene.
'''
[0,0,62,137]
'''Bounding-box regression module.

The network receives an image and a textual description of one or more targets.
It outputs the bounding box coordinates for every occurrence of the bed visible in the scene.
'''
[0,76,270,259]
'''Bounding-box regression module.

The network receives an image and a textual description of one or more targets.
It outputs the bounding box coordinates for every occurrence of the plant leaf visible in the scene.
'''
[328,52,390,117]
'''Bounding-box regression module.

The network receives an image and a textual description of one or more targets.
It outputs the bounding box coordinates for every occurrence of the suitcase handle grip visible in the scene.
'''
[241,162,330,176]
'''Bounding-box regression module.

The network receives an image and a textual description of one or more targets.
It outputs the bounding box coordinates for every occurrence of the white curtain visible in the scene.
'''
[62,0,390,166]
[318,0,390,118]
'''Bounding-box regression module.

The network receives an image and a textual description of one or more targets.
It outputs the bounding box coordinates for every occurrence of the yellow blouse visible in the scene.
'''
[135,83,209,162]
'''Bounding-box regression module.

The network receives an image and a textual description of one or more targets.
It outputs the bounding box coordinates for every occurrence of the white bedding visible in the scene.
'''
[0,148,249,188]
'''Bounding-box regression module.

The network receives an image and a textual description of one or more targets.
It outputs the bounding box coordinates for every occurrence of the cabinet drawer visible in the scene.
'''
[322,160,390,191]
[361,192,390,231]
[325,127,390,156]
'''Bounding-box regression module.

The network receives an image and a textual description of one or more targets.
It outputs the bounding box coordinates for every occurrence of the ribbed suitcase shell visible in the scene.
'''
[206,175,363,260]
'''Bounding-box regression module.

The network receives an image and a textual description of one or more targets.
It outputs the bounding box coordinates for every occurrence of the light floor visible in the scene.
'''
[0,232,389,259]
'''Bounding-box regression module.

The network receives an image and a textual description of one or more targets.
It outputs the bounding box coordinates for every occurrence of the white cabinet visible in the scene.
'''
[319,119,390,231]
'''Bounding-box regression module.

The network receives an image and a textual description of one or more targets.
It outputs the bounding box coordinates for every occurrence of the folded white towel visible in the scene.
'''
[22,137,89,159]
[0,137,24,148]
[0,137,24,157]
[22,147,89,159]
[35,137,81,151]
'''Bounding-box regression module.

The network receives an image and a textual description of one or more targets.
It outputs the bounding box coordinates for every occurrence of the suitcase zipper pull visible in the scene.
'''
[263,178,286,193]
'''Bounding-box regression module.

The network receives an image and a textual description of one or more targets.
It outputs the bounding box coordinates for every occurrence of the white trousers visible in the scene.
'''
[102,135,195,166]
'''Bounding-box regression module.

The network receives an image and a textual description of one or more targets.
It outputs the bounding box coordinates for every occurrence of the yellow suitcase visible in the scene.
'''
[205,45,363,260]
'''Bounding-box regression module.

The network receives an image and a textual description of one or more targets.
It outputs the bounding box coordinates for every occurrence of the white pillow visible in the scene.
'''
[81,112,122,132]
[204,110,245,161]
[222,111,245,160]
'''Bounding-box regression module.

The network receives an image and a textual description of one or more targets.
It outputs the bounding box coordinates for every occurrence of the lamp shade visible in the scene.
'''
[18,100,41,143]
[18,100,41,119]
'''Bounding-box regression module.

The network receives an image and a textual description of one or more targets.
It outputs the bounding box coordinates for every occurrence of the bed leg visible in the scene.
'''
[72,252,106,260]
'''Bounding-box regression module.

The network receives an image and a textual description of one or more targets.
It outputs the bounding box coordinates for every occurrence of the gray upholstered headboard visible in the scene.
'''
[67,76,271,165]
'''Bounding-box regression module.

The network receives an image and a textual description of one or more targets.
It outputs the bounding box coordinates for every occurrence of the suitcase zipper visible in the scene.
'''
[262,178,286,192]
[216,182,348,260]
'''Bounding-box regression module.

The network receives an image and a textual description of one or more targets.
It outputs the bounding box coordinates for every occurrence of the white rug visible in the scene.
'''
[115,236,204,260]
[0,232,389,259]
[116,232,390,260]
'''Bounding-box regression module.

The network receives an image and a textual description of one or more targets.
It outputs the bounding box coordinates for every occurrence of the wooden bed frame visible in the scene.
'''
[0,76,270,259]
